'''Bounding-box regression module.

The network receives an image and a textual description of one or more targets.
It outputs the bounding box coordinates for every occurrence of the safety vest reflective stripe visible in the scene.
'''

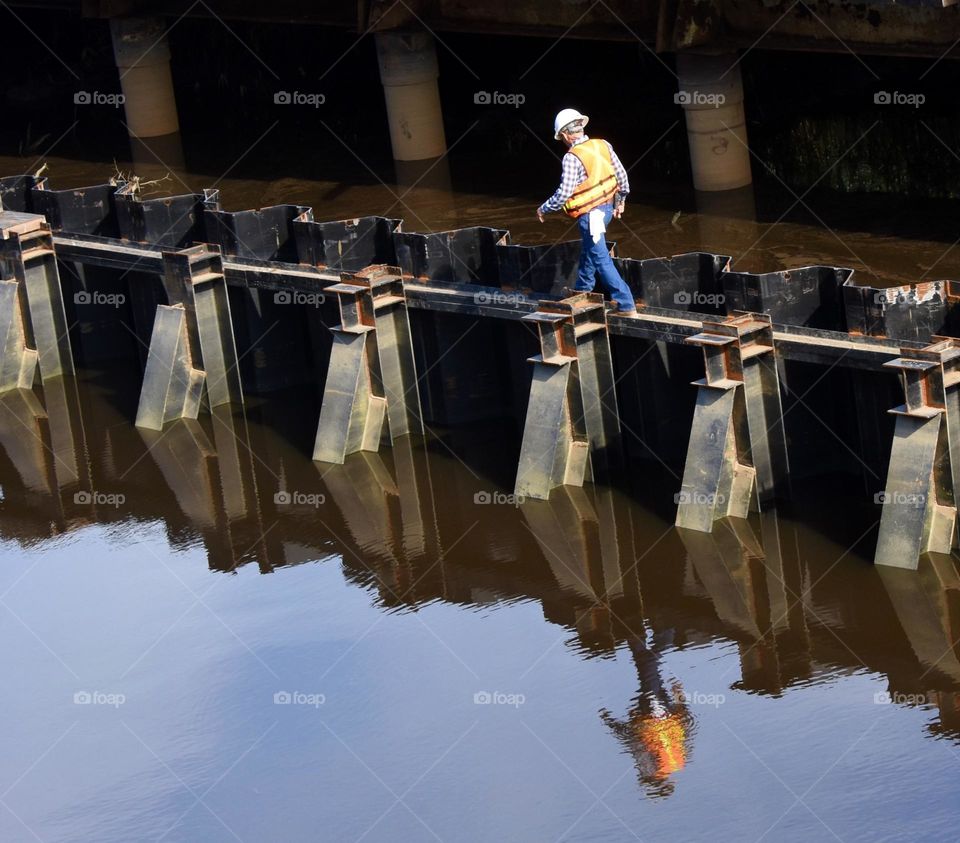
[563,138,619,218]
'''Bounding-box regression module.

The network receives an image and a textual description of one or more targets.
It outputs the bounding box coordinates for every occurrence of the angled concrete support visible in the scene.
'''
[314,266,423,464]
[136,246,242,431]
[676,314,788,532]
[0,211,74,389]
[874,339,960,570]
[514,293,621,501]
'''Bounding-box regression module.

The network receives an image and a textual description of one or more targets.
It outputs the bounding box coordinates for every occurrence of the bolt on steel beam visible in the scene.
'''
[874,337,960,569]
[514,292,622,501]
[135,245,243,431]
[675,313,789,532]
[313,265,424,464]
[0,211,75,392]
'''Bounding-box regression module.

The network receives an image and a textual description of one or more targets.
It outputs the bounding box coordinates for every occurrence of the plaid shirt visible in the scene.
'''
[539,135,630,214]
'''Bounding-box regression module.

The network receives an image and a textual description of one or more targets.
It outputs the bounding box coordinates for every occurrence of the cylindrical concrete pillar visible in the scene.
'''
[375,32,447,161]
[110,17,180,139]
[676,53,752,192]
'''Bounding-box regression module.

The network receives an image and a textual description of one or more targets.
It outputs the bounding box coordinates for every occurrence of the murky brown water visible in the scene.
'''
[2,148,960,842]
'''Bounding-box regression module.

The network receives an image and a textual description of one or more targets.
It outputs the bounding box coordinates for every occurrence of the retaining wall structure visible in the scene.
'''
[2,173,959,571]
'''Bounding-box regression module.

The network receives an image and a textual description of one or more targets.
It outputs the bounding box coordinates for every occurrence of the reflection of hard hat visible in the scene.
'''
[554,108,589,140]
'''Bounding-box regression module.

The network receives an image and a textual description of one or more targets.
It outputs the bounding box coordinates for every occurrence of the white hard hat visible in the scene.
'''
[553,108,589,140]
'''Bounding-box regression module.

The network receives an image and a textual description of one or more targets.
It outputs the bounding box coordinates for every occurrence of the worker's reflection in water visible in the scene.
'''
[600,630,694,798]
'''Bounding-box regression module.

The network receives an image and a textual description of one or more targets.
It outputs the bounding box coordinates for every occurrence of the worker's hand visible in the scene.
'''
[536,208,545,224]
[613,203,625,220]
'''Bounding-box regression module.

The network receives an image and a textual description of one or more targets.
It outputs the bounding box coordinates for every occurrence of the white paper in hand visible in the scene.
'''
[588,208,606,244]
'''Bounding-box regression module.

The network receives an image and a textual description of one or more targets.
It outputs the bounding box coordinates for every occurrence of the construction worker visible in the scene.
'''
[537,108,637,316]
[600,631,693,798]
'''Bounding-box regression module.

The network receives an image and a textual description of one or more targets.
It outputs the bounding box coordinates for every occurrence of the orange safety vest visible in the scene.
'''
[638,713,687,778]
[563,138,619,218]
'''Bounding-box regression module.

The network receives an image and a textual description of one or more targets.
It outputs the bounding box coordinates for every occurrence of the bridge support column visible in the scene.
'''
[874,339,960,570]
[676,314,788,532]
[0,212,74,392]
[110,17,183,168]
[676,52,752,192]
[136,246,242,430]
[375,32,447,162]
[314,266,423,464]
[514,294,622,501]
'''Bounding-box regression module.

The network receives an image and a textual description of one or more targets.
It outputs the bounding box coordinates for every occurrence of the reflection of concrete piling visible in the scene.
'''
[522,485,638,607]
[694,185,758,257]
[878,558,960,685]
[679,511,809,693]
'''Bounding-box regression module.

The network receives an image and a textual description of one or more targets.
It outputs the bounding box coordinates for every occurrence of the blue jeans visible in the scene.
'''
[574,204,635,312]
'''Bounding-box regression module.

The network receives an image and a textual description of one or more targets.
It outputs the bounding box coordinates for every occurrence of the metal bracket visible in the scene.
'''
[676,313,789,531]
[0,211,74,392]
[135,245,243,431]
[313,265,423,464]
[874,337,960,569]
[514,293,622,500]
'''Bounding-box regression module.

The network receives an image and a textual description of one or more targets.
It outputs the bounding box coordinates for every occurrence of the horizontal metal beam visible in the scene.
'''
[49,233,909,371]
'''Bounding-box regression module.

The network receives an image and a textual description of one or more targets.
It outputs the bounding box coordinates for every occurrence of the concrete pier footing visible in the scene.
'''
[375,31,447,162]
[676,52,752,192]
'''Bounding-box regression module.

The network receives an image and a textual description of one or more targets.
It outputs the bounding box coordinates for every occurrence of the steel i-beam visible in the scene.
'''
[676,313,789,531]
[135,245,243,430]
[514,293,622,501]
[874,338,960,569]
[0,211,74,391]
[313,265,423,464]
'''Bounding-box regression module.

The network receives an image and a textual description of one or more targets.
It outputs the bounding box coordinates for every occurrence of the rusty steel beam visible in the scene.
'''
[514,293,622,501]
[675,313,788,532]
[0,211,74,390]
[874,338,960,569]
[313,265,423,464]
[135,246,242,431]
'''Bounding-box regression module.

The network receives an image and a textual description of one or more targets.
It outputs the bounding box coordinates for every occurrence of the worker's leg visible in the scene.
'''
[575,212,597,292]
[592,205,636,312]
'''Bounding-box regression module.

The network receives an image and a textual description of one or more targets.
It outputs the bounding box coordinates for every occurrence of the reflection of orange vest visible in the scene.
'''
[563,138,619,218]
[638,714,686,777]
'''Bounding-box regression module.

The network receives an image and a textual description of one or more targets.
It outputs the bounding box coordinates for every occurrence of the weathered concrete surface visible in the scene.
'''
[29,0,960,57]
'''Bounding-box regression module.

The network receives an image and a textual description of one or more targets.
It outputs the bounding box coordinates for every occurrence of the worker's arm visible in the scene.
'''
[537,153,583,222]
[607,141,630,218]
